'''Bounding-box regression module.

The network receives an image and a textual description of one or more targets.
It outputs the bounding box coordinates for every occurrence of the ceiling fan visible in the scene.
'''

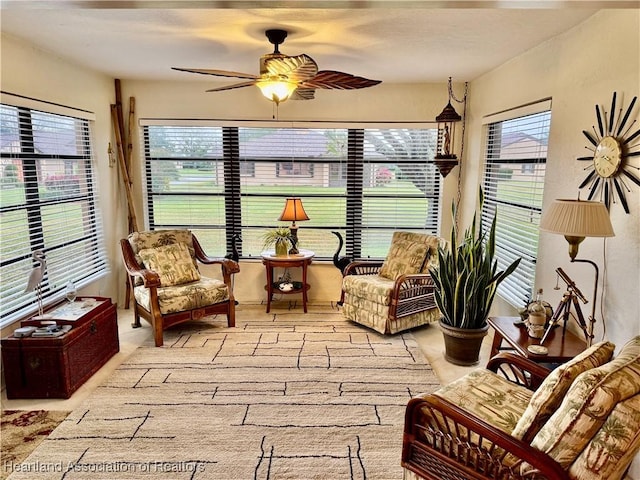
[172,29,382,105]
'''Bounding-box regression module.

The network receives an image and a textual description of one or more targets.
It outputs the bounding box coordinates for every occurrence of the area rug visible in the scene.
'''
[6,308,439,479]
[1,410,70,480]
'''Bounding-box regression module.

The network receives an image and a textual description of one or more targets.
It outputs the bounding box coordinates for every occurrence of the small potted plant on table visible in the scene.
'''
[262,227,293,257]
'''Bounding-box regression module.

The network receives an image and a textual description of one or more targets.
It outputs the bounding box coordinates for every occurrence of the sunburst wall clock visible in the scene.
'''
[577,92,640,213]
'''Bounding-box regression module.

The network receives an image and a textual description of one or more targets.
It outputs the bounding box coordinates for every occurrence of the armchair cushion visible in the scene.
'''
[379,231,437,280]
[512,340,615,442]
[342,274,396,305]
[134,277,229,315]
[434,368,533,433]
[138,242,201,287]
[527,336,640,472]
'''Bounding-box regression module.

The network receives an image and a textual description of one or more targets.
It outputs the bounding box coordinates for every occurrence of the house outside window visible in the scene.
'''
[0,98,108,327]
[142,122,440,260]
[481,100,552,308]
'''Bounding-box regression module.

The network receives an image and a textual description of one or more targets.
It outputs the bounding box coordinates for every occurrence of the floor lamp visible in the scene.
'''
[539,199,614,346]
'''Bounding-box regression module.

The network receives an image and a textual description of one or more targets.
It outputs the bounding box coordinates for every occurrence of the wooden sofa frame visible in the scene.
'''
[402,353,572,480]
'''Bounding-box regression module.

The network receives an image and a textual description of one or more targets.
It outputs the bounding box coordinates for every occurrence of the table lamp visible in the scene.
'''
[539,199,614,345]
[278,198,309,254]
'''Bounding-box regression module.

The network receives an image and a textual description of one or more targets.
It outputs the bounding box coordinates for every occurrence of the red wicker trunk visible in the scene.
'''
[2,297,119,399]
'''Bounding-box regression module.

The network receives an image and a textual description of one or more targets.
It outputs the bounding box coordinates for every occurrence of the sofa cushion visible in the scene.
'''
[568,393,640,480]
[434,368,533,433]
[526,336,640,472]
[138,242,201,287]
[379,232,432,280]
[512,340,615,442]
[134,277,229,315]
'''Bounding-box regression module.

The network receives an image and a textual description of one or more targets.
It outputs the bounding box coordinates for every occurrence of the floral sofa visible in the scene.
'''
[341,231,444,334]
[402,336,640,480]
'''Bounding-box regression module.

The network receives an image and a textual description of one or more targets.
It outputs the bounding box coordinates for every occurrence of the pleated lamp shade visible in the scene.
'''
[540,199,614,238]
[540,199,614,260]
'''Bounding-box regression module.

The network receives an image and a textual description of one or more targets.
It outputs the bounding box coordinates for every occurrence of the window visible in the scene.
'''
[142,122,440,260]
[0,97,108,327]
[276,162,313,177]
[481,101,551,307]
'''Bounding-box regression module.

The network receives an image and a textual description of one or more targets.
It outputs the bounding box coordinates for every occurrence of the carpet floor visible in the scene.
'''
[5,309,439,479]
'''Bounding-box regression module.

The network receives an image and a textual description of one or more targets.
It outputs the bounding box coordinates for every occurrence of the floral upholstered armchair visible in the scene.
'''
[120,229,239,347]
[341,231,443,335]
[402,336,640,480]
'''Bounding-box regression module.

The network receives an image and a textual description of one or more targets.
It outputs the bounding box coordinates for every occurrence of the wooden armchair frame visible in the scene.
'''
[341,260,436,320]
[120,234,240,347]
[402,353,569,480]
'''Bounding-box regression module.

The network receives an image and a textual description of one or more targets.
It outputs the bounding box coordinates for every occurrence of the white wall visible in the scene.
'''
[464,10,639,348]
[464,11,639,474]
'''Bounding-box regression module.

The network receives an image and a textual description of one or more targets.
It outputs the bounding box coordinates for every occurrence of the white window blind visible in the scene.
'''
[142,123,440,259]
[481,101,551,308]
[0,101,108,327]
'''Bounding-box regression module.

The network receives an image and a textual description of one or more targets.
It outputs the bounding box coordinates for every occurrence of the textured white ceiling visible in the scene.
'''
[0,3,603,84]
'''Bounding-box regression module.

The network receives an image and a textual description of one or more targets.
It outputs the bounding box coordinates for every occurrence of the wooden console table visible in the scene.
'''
[1,297,119,398]
[488,316,586,364]
[261,250,314,313]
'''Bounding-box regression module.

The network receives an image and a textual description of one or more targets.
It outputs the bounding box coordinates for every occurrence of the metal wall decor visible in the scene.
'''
[577,92,640,213]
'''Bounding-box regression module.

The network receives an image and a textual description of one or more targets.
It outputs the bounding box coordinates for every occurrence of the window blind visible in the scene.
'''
[0,102,108,327]
[142,123,440,260]
[481,103,551,308]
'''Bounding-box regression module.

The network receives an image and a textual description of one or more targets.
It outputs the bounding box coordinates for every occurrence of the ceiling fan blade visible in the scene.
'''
[300,70,382,90]
[172,67,258,80]
[205,80,257,92]
[291,88,316,101]
[265,54,318,82]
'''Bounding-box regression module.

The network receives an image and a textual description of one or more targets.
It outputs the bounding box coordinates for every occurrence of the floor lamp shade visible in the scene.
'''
[540,199,614,259]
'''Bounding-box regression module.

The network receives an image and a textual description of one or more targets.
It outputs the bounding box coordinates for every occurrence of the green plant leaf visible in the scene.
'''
[430,187,521,329]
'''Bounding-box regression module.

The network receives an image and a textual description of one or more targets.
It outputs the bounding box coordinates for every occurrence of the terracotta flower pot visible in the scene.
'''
[439,320,489,366]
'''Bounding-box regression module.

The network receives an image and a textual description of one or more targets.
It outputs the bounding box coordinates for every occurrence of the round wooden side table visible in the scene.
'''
[261,249,314,313]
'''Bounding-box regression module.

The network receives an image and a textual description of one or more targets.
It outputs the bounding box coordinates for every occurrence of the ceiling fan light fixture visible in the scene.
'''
[256,79,297,105]
[174,29,381,105]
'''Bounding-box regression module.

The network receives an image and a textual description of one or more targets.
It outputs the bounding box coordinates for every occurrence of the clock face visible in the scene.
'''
[593,136,622,178]
[577,92,640,214]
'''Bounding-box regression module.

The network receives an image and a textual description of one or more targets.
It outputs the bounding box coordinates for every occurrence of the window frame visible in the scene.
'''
[0,93,108,327]
[480,99,552,308]
[140,120,442,260]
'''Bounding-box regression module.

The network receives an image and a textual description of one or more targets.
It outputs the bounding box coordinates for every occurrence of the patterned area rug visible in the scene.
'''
[6,309,439,479]
[1,410,70,480]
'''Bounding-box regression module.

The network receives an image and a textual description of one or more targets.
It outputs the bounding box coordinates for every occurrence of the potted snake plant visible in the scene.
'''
[430,189,521,366]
